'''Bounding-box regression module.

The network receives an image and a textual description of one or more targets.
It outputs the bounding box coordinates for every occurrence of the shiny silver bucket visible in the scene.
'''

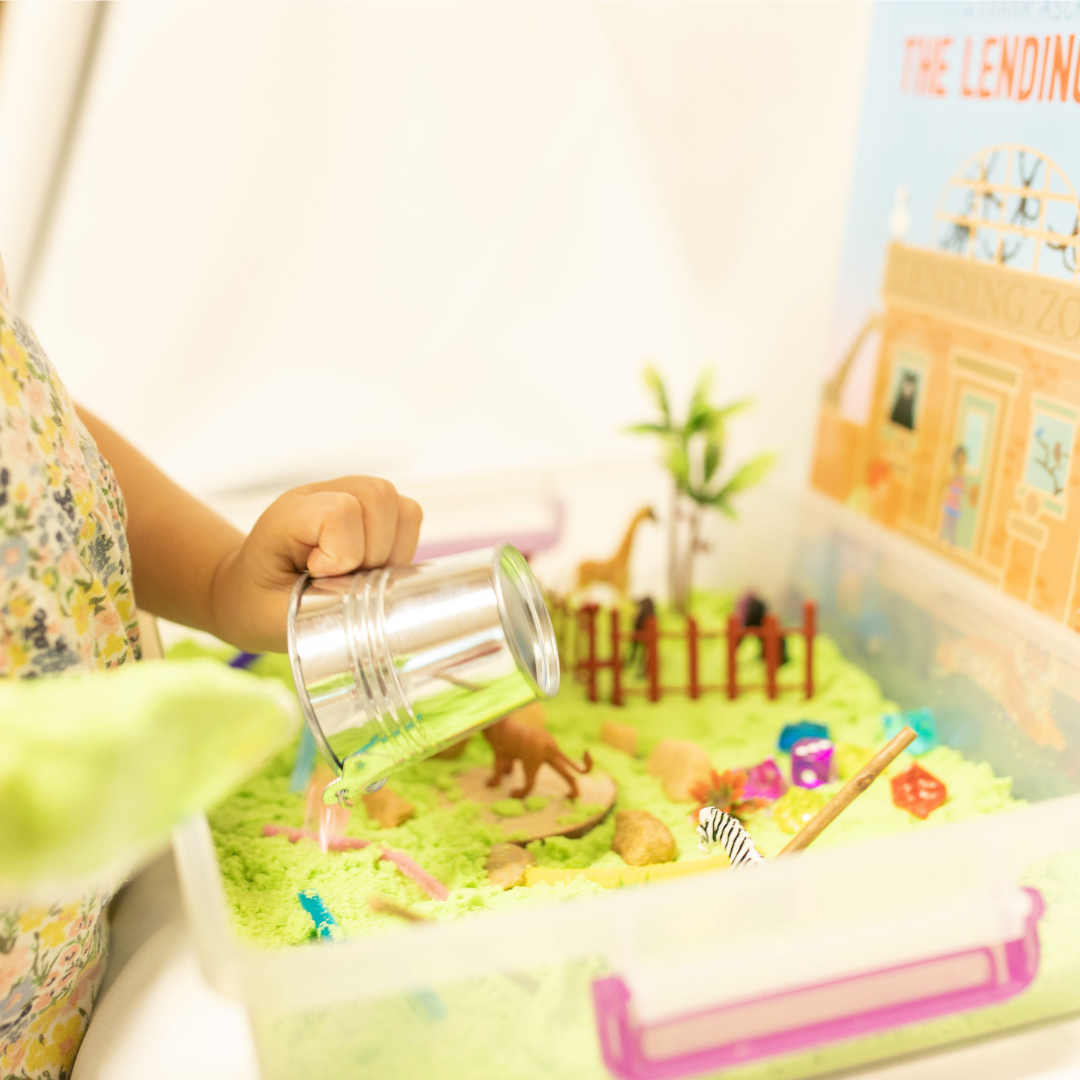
[286,545,560,803]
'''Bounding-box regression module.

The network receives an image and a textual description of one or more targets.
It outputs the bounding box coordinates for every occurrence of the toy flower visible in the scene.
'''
[689,768,767,823]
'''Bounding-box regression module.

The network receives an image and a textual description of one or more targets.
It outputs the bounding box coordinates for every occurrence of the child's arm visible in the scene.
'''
[77,406,422,653]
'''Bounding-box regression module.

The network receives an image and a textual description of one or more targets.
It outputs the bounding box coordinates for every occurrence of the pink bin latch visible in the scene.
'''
[593,887,1044,1080]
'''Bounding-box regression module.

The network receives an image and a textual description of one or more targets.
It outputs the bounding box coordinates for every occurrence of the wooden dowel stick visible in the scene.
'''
[776,726,917,857]
[369,895,427,922]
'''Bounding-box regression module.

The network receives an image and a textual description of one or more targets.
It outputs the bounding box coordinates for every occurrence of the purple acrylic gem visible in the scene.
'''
[790,737,835,789]
[743,757,787,802]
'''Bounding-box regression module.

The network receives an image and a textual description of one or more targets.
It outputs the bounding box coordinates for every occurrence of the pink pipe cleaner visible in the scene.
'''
[262,825,448,901]
[377,847,450,901]
[264,824,370,851]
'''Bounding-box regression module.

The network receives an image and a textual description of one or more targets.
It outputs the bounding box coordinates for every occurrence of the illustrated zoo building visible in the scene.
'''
[552,600,818,706]
[814,144,1080,629]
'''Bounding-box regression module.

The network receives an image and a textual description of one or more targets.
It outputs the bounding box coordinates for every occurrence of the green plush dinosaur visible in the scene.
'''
[0,658,299,889]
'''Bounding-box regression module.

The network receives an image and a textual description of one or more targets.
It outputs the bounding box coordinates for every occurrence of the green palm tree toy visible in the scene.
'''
[627,366,776,613]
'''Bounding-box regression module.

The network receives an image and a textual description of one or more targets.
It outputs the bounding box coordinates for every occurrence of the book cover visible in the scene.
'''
[813,2,1080,628]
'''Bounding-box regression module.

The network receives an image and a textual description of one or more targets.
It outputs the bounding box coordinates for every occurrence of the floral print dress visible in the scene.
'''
[0,257,141,1079]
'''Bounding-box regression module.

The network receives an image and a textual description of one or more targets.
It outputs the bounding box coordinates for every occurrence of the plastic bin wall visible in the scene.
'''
[174,493,1080,1080]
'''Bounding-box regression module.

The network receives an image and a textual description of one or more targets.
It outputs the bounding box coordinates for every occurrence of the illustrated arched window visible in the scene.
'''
[935,144,1080,282]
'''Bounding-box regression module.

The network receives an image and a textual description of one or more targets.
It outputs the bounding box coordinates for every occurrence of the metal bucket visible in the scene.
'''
[286,545,560,803]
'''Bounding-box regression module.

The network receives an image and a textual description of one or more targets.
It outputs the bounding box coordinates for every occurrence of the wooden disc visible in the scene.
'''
[456,763,616,842]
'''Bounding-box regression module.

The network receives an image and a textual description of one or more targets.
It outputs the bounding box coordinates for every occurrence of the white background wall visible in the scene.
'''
[0,1,872,596]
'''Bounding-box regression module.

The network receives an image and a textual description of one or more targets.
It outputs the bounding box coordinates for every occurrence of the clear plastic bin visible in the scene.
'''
[173,492,1080,1080]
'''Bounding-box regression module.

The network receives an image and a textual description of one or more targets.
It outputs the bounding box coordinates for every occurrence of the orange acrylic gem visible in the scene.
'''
[890,763,947,820]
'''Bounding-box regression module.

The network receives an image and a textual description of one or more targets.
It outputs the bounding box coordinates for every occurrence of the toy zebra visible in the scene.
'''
[697,807,766,867]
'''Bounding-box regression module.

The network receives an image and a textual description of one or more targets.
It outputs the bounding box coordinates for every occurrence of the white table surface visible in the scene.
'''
[71,852,1080,1080]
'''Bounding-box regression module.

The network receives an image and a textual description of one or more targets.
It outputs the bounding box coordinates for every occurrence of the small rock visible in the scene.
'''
[601,720,639,757]
[486,843,536,889]
[648,739,713,802]
[611,810,677,866]
[362,786,415,828]
[509,702,547,729]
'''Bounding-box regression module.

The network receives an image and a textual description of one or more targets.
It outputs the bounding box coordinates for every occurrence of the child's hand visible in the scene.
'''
[212,477,423,653]
[73,409,423,655]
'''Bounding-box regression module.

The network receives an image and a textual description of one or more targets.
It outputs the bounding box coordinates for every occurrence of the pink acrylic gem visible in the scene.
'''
[790,737,835,789]
[743,757,787,802]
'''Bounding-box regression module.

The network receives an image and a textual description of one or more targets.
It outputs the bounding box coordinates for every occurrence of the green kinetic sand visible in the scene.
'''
[200,630,1019,941]
[0,658,298,887]
[199,618,1020,941]
[182,604,1080,1080]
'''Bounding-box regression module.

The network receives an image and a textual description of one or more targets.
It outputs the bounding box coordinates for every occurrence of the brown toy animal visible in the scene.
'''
[574,506,656,596]
[483,716,594,800]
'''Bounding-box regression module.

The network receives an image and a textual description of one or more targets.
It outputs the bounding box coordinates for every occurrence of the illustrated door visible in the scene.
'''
[940,387,1001,553]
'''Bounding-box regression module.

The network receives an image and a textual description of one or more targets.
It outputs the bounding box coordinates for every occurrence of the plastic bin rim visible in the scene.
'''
[799,488,1080,669]
[174,791,1080,1015]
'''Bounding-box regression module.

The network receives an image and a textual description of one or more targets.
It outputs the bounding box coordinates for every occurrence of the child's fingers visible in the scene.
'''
[276,491,368,577]
[389,496,423,566]
[217,480,424,650]
[354,479,400,568]
[298,477,419,569]
[258,479,421,582]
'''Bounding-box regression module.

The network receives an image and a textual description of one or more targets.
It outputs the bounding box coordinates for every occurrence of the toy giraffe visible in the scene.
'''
[574,506,656,597]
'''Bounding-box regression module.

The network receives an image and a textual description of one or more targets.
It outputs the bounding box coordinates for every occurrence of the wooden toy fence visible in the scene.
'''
[549,599,816,705]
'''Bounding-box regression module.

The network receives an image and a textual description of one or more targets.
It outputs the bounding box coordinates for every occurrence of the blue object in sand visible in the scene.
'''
[289,725,318,793]
[778,720,829,752]
[296,891,446,1019]
[298,889,343,941]
[228,650,262,670]
[883,707,939,756]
